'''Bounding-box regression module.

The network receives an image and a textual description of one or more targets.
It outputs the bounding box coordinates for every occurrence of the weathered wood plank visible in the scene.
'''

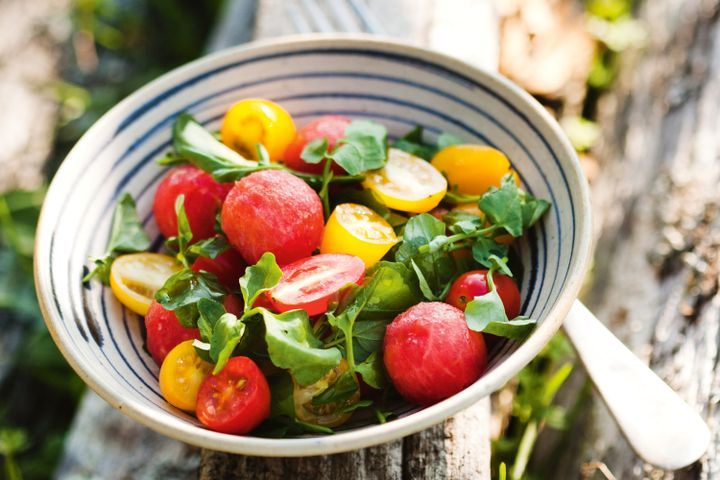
[546,0,720,477]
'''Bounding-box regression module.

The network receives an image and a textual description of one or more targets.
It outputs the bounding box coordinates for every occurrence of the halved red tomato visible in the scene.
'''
[269,253,365,316]
[196,356,270,434]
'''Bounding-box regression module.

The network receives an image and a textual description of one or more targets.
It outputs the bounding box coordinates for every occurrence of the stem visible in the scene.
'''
[417,225,499,254]
[345,333,356,373]
[291,170,364,185]
[318,159,333,219]
[511,419,538,480]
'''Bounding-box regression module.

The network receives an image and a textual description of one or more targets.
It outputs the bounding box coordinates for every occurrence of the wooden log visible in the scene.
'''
[544,0,720,477]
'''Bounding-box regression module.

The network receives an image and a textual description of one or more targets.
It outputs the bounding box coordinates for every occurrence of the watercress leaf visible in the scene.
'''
[256,143,271,165]
[392,139,437,161]
[464,288,508,332]
[395,214,447,262]
[300,138,329,164]
[155,151,186,166]
[400,125,424,143]
[410,259,438,301]
[481,317,537,339]
[188,235,229,259]
[352,320,387,362]
[192,339,212,363]
[471,237,509,269]
[344,119,388,146]
[355,352,384,389]
[521,195,551,229]
[107,193,151,253]
[436,132,464,149]
[82,255,113,284]
[268,372,296,419]
[155,269,225,326]
[210,312,245,374]
[311,371,359,405]
[175,304,200,328]
[443,211,484,234]
[488,254,513,278]
[357,261,421,320]
[174,195,193,259]
[479,174,524,237]
[329,136,385,175]
[337,399,373,414]
[257,308,342,386]
[197,298,226,342]
[443,191,482,205]
[239,252,282,312]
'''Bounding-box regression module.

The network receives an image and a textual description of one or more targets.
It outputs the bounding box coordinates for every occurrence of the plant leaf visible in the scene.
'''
[239,252,282,313]
[300,138,329,164]
[188,235,229,260]
[436,132,464,149]
[355,352,384,389]
[210,312,245,374]
[479,175,524,237]
[471,237,509,269]
[155,270,225,327]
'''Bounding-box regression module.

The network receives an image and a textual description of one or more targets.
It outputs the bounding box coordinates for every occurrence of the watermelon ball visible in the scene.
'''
[220,170,324,265]
[153,165,232,241]
[383,302,487,405]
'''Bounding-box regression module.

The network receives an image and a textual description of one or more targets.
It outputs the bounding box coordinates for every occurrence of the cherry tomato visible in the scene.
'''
[191,246,246,291]
[159,340,212,412]
[283,115,351,174]
[220,99,296,161]
[446,270,521,318]
[269,253,365,316]
[110,253,182,316]
[293,359,360,427]
[383,302,486,405]
[320,203,397,268]
[363,148,447,213]
[145,296,243,366]
[221,170,324,265]
[431,145,519,196]
[196,356,271,434]
[153,165,232,241]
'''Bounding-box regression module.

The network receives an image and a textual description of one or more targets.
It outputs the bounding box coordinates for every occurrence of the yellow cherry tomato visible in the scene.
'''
[293,359,360,428]
[159,340,212,412]
[110,253,182,316]
[321,203,398,268]
[363,148,447,213]
[431,145,519,196]
[220,98,296,160]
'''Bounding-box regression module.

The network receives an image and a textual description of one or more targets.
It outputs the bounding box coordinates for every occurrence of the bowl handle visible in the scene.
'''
[563,300,710,470]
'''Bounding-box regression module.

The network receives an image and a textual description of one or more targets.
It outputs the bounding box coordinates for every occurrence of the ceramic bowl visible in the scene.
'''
[34,35,592,456]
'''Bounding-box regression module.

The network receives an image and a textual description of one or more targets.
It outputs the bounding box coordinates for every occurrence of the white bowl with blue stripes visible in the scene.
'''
[34,35,592,456]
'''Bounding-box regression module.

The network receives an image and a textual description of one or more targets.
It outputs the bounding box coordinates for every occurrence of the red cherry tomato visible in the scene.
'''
[383,302,486,405]
[283,115,351,174]
[446,270,521,318]
[196,356,271,434]
[153,165,232,241]
[221,170,324,265]
[145,296,243,366]
[269,253,365,316]
[191,246,246,291]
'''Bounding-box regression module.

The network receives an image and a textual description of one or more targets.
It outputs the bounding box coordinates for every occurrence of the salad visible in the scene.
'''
[83,98,550,436]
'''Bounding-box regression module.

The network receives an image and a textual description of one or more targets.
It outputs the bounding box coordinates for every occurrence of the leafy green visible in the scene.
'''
[357,261,421,320]
[355,352,384,389]
[209,312,245,374]
[479,174,550,237]
[300,138,329,164]
[238,252,282,313]
[196,297,225,342]
[391,126,437,161]
[310,371,359,406]
[395,214,447,263]
[351,320,387,362]
[472,237,510,270]
[83,193,150,284]
[154,269,225,327]
[188,235,228,260]
[327,120,388,175]
[436,132,464,149]
[257,308,342,386]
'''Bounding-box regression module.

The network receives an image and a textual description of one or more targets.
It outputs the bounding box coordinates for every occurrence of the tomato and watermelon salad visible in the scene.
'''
[83,98,550,436]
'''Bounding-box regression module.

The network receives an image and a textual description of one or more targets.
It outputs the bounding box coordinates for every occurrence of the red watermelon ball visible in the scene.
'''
[221,170,324,265]
[383,302,487,406]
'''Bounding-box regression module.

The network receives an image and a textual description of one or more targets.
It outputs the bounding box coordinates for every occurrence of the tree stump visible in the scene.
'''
[547,0,720,477]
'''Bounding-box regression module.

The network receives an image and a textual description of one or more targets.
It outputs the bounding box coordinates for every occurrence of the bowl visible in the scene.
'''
[34,34,592,456]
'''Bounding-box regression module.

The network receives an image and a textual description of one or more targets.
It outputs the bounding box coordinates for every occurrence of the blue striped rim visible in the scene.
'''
[49,46,575,416]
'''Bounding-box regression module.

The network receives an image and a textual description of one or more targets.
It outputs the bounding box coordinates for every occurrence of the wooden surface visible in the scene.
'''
[544,0,720,477]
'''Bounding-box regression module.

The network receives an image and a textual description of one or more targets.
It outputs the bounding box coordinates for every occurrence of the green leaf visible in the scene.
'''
[337,399,374,413]
[481,317,537,339]
[465,287,508,331]
[82,255,113,284]
[410,259,437,301]
[210,312,245,374]
[436,132,464,149]
[268,372,296,419]
[351,320,387,362]
[196,298,226,342]
[471,237,509,269]
[311,371,359,405]
[174,195,193,259]
[256,143,271,165]
[257,308,342,386]
[391,125,436,161]
[521,196,551,230]
[479,174,524,237]
[357,261,421,320]
[300,138,329,164]
[327,120,388,175]
[156,151,186,166]
[155,270,225,327]
[188,235,229,260]
[344,119,388,145]
[355,352,384,389]
[395,214,447,263]
[239,252,282,313]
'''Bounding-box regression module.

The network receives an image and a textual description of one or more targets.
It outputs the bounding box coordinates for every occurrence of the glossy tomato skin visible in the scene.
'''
[383,302,487,406]
[446,270,521,319]
[191,246,246,291]
[283,115,351,174]
[145,296,243,366]
[269,253,365,316]
[196,356,271,434]
[153,165,232,241]
[221,170,324,265]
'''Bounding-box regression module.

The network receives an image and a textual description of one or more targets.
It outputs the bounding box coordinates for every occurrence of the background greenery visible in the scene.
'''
[0,0,635,478]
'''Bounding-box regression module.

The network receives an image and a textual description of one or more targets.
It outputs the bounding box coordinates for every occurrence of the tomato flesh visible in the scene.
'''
[383,302,486,405]
[221,170,324,265]
[159,340,212,412]
[283,115,351,174]
[153,165,232,241]
[269,253,366,316]
[196,356,271,434]
[191,246,246,291]
[446,270,521,318]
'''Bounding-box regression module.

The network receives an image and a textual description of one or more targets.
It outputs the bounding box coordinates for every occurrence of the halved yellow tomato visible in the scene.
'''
[293,359,360,428]
[363,148,447,213]
[320,203,398,268]
[110,253,181,316]
[220,98,296,160]
[159,340,213,412]
[431,145,519,196]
